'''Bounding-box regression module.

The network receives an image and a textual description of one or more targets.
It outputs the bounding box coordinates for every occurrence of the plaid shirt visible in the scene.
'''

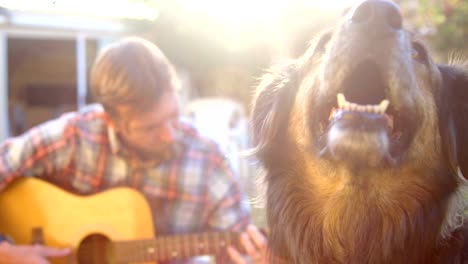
[0,104,251,263]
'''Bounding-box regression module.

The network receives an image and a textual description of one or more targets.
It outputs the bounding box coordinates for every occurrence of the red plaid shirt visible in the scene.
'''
[0,104,251,263]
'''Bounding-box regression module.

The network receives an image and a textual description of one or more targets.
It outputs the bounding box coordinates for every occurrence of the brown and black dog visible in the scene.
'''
[252,0,468,263]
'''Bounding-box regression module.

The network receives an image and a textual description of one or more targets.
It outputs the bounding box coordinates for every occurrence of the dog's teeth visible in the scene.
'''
[336,95,389,114]
[373,105,380,113]
[343,101,351,110]
[337,93,346,108]
[379,100,390,113]
[329,107,336,120]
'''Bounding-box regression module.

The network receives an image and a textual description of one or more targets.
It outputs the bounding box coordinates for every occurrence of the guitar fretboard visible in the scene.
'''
[113,231,243,262]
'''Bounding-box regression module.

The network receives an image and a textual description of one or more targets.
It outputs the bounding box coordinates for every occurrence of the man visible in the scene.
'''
[0,37,267,264]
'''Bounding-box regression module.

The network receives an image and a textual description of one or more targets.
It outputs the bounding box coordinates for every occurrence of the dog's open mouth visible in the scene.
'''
[328,93,392,134]
[316,60,415,164]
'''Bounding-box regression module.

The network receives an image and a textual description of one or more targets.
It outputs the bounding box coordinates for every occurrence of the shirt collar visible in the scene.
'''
[107,124,121,155]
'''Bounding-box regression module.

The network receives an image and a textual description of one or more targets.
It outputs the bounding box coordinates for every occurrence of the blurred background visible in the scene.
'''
[0,0,466,226]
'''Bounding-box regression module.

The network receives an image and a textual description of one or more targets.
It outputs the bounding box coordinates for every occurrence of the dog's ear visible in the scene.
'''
[251,29,333,162]
[438,65,468,178]
[251,63,298,162]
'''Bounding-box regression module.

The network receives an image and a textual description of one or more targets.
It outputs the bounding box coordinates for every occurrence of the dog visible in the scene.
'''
[251,0,468,263]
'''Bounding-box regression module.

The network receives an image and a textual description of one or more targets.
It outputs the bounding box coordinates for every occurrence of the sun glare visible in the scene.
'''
[0,0,357,51]
[175,0,354,51]
[304,0,359,10]
[177,0,358,24]
[176,0,289,27]
[0,0,158,20]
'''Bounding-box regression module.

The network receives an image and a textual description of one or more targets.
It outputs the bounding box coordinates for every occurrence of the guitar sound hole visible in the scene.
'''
[77,234,112,264]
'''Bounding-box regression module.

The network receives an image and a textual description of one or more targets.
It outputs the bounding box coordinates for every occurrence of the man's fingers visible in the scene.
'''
[240,232,257,256]
[227,246,246,264]
[35,258,50,264]
[228,225,268,264]
[247,225,267,251]
[35,245,71,257]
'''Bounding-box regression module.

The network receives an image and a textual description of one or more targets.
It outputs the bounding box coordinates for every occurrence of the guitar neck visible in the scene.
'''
[113,231,243,262]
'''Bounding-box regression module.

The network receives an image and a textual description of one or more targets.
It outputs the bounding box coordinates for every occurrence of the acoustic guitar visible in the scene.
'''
[0,178,246,264]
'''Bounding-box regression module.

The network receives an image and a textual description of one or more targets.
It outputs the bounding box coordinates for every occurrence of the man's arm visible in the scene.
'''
[0,115,75,190]
[0,242,70,264]
[0,116,76,263]
[205,157,268,263]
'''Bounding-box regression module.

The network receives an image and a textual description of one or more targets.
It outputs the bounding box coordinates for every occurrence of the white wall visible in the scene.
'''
[0,32,8,141]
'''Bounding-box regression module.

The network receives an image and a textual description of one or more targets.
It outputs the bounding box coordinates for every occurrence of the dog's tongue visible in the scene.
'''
[330,109,392,132]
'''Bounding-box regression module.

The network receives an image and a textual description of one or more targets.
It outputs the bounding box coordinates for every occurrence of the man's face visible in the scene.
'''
[115,91,181,160]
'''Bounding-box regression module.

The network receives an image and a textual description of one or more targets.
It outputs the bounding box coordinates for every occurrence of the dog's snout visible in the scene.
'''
[351,0,402,35]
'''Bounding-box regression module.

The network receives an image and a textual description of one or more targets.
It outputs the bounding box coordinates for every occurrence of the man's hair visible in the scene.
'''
[90,37,180,117]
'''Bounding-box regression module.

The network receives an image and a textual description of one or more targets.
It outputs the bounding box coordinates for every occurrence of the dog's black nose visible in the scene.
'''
[351,0,402,35]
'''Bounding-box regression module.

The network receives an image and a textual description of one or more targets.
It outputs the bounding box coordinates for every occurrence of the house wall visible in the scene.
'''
[8,38,96,135]
[0,33,7,142]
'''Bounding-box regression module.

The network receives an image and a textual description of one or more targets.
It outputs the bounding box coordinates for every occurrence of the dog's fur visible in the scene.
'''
[252,1,468,263]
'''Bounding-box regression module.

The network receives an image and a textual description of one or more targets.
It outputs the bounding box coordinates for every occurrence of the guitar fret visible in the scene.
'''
[179,234,184,259]
[193,233,199,256]
[197,233,204,255]
[227,232,231,252]
[134,240,141,262]
[113,242,120,262]
[133,241,140,262]
[166,236,171,260]
[166,236,172,260]
[164,236,169,260]
[179,236,183,258]
[147,246,155,255]
[203,232,209,255]
[209,232,214,255]
[149,240,156,261]
[199,234,204,255]
[216,232,222,255]
[126,241,134,262]
[156,239,162,260]
[135,240,141,262]
[185,234,189,258]
[135,240,140,262]
[198,233,204,255]
[154,239,160,261]
[171,238,179,258]
[194,234,199,255]
[142,241,147,261]
[172,234,179,259]
[169,235,179,259]
[141,241,147,261]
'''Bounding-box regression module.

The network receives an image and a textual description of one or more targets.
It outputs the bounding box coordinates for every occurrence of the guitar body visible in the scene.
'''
[0,178,155,264]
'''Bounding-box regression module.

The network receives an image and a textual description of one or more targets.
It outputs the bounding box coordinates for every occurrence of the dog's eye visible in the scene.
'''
[412,42,427,64]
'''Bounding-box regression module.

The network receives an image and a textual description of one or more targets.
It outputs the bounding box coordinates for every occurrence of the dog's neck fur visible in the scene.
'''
[266,159,467,264]
[441,168,468,239]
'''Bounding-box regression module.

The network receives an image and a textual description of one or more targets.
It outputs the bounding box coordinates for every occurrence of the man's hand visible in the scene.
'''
[0,242,71,264]
[227,224,268,264]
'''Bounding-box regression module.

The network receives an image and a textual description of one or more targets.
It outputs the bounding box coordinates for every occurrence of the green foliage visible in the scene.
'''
[403,0,468,60]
